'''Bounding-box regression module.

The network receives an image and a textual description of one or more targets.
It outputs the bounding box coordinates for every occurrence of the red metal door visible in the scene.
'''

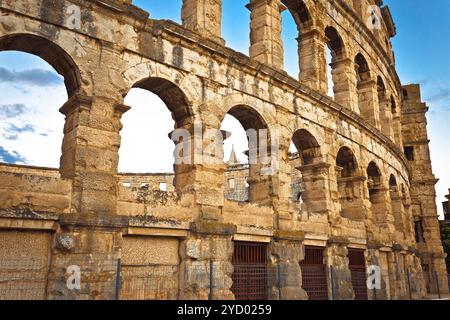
[348,249,368,300]
[231,242,268,300]
[300,246,328,300]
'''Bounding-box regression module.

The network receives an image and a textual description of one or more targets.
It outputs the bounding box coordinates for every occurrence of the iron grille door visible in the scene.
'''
[300,246,328,300]
[348,249,368,300]
[231,242,268,300]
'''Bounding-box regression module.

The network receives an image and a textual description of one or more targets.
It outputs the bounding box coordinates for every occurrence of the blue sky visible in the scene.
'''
[0,0,449,215]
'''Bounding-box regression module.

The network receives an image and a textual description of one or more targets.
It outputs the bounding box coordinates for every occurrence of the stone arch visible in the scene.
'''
[336,146,358,178]
[325,26,345,58]
[0,33,82,97]
[281,0,312,30]
[367,161,382,189]
[336,146,366,220]
[130,77,194,128]
[290,129,323,214]
[221,103,273,205]
[355,53,371,82]
[377,76,386,101]
[325,26,347,99]
[390,95,397,114]
[291,129,321,165]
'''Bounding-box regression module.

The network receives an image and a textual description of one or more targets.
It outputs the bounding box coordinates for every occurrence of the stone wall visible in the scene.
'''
[0,0,447,300]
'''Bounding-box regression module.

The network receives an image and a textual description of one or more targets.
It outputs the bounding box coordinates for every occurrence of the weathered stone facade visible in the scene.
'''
[0,0,448,300]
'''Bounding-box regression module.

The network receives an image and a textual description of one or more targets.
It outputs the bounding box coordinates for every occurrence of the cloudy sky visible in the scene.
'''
[1,0,449,216]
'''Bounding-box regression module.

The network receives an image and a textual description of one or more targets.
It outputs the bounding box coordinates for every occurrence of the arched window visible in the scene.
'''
[281,0,312,80]
[390,95,397,114]
[325,27,345,98]
[336,147,365,220]
[220,105,272,205]
[0,34,80,170]
[290,129,321,214]
[281,7,300,78]
[119,77,193,195]
[367,162,384,224]
[336,147,358,178]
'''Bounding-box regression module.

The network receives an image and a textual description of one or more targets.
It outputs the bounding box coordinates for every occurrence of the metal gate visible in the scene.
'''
[348,249,368,300]
[300,246,328,300]
[231,242,268,300]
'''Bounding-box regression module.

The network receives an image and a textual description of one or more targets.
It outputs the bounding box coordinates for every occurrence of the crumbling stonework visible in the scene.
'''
[0,0,448,300]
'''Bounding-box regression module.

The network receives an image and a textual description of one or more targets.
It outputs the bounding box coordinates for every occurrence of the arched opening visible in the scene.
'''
[281,0,312,81]
[390,95,397,114]
[220,105,272,205]
[366,161,385,224]
[336,147,358,178]
[377,76,393,139]
[355,53,379,126]
[222,0,250,55]
[119,77,193,195]
[355,53,371,86]
[281,7,300,78]
[222,113,250,202]
[377,76,386,102]
[336,147,365,220]
[290,129,321,215]
[325,27,345,98]
[0,34,80,169]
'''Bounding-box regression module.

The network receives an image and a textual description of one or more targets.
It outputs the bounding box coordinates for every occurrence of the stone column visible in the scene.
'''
[247,0,285,70]
[392,113,403,146]
[390,187,406,236]
[298,162,333,215]
[59,94,128,216]
[369,186,395,235]
[330,57,359,113]
[49,95,129,299]
[268,232,307,300]
[179,221,236,300]
[298,28,328,94]
[170,121,229,221]
[182,0,225,44]
[325,238,354,300]
[379,96,394,140]
[357,79,381,130]
[366,246,390,300]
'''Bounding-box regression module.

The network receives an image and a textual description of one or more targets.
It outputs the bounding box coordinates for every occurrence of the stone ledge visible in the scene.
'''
[59,213,129,229]
[327,236,350,246]
[190,221,237,236]
[274,230,305,242]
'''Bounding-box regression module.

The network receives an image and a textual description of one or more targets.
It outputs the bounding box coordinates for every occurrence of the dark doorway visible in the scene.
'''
[300,246,329,300]
[231,242,268,300]
[348,249,368,300]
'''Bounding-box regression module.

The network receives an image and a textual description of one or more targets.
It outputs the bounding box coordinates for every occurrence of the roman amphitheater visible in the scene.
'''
[0,0,448,300]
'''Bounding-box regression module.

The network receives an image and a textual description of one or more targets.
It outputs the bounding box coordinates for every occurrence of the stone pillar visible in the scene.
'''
[298,162,333,215]
[298,28,328,94]
[330,57,359,113]
[325,238,354,300]
[59,94,128,216]
[182,0,225,44]
[392,113,403,146]
[268,232,307,300]
[366,247,390,300]
[357,79,381,129]
[46,218,127,300]
[379,96,394,140]
[179,221,235,300]
[337,174,368,221]
[390,187,406,235]
[369,186,395,235]
[247,0,285,70]
[171,121,229,221]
